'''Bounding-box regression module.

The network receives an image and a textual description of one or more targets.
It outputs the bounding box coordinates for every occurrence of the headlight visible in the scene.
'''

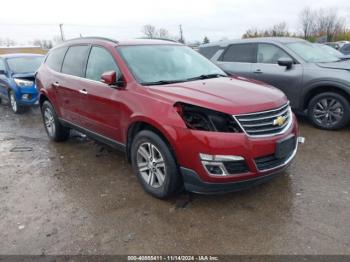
[14,78,34,87]
[174,102,242,133]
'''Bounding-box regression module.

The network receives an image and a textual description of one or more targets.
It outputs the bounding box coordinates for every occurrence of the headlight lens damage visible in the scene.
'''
[175,102,242,133]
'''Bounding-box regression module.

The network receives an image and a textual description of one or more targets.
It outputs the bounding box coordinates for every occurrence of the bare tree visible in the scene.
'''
[315,8,345,41]
[271,22,289,37]
[242,23,290,38]
[0,38,16,47]
[142,24,157,39]
[158,28,169,39]
[32,39,53,49]
[299,7,316,39]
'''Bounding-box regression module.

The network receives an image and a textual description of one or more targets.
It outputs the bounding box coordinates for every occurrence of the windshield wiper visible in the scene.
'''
[141,80,186,86]
[185,73,227,81]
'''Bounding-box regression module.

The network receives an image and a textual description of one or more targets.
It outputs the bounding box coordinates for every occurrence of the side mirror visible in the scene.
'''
[0,69,7,75]
[278,58,293,69]
[100,71,124,88]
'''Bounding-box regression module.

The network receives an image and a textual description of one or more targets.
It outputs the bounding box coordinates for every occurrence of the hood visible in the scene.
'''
[317,60,350,70]
[147,77,287,115]
[12,72,36,82]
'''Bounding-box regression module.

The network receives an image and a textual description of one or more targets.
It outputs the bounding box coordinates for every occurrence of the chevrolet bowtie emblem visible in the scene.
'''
[273,116,286,126]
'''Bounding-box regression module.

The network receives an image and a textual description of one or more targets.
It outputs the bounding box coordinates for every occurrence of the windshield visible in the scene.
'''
[117,45,226,85]
[286,42,340,63]
[7,56,44,74]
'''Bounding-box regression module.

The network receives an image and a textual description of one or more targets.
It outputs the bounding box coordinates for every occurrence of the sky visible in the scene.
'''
[0,0,349,45]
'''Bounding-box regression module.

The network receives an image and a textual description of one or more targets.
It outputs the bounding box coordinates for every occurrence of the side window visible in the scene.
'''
[61,45,90,77]
[46,47,68,72]
[0,58,6,71]
[86,46,120,81]
[199,45,220,59]
[221,44,256,63]
[257,44,292,64]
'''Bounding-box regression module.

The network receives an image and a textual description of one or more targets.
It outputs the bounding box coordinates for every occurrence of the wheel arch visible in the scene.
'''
[303,83,350,110]
[125,118,177,163]
[39,92,49,108]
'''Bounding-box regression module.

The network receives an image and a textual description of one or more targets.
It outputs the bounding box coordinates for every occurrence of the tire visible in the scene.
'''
[308,92,350,130]
[41,101,70,142]
[131,130,182,199]
[8,90,23,114]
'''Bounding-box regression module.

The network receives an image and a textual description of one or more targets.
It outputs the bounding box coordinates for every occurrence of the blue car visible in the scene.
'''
[0,53,44,113]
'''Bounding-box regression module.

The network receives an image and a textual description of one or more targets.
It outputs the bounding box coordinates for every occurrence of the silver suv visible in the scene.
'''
[199,37,350,130]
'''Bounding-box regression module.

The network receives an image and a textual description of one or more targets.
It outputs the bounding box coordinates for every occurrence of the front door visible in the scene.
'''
[79,46,123,142]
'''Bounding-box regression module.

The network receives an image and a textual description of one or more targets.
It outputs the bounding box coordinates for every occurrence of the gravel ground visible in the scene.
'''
[0,103,349,255]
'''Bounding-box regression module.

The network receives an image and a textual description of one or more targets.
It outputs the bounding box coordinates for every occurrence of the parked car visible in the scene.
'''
[340,43,350,55]
[325,42,341,50]
[36,37,301,198]
[0,53,44,113]
[199,37,350,130]
[316,43,344,57]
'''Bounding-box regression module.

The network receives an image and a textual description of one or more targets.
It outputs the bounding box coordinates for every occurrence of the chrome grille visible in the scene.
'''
[234,103,291,137]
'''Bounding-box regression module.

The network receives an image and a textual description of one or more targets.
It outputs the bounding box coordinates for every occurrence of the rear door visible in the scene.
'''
[57,45,90,125]
[216,43,257,78]
[251,43,303,108]
[79,46,123,141]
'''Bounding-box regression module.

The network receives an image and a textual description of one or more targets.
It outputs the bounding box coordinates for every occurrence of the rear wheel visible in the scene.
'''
[41,101,70,141]
[131,130,182,199]
[308,92,350,130]
[8,90,22,114]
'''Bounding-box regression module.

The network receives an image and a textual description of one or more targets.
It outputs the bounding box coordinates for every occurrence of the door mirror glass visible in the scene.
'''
[277,57,293,68]
[0,69,6,75]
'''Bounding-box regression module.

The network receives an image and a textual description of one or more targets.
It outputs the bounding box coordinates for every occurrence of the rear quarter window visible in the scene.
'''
[46,47,68,72]
[199,45,220,59]
[221,43,257,63]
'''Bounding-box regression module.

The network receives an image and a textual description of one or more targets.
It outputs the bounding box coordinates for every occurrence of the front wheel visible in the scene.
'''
[41,101,70,142]
[131,130,182,199]
[308,92,350,130]
[8,90,22,114]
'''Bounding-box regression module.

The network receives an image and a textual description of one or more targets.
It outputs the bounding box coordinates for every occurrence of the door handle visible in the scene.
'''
[52,82,60,87]
[79,89,88,95]
[253,69,263,74]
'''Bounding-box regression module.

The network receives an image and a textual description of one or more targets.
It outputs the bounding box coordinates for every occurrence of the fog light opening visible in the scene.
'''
[22,94,32,100]
[205,164,224,175]
[200,153,246,176]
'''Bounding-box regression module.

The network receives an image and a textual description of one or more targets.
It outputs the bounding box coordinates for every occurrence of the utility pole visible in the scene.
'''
[179,24,184,43]
[59,24,65,41]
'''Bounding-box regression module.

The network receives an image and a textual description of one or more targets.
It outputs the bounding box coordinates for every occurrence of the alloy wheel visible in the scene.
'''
[312,97,344,127]
[136,142,166,188]
[44,108,56,137]
[10,92,17,112]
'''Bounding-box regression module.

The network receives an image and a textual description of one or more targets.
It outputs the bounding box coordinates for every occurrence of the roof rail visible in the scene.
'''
[64,36,119,44]
[137,37,179,43]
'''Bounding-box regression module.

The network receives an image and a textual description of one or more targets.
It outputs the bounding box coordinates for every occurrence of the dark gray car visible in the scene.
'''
[199,37,350,130]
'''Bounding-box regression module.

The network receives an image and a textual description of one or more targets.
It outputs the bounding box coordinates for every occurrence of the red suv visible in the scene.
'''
[36,37,301,198]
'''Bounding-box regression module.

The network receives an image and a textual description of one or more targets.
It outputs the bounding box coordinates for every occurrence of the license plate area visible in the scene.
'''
[275,136,296,159]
